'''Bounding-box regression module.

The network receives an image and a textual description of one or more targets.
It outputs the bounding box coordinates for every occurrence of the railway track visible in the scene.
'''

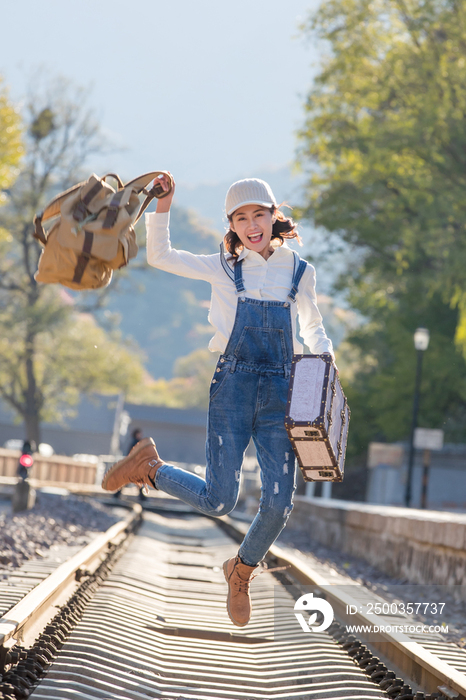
[0,499,464,700]
[0,545,85,619]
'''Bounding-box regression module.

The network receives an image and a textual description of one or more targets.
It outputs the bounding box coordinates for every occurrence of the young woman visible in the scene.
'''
[102,175,335,627]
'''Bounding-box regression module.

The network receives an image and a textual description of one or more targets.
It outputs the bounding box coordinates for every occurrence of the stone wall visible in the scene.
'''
[288,496,466,587]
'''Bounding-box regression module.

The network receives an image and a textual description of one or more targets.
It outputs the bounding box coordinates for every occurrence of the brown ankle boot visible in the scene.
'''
[101,438,163,492]
[223,555,258,627]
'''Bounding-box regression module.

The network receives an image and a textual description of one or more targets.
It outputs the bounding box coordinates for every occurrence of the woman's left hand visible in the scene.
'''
[155,172,175,213]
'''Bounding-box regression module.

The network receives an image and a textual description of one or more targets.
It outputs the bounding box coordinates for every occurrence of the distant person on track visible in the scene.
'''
[127,427,143,456]
[113,428,147,502]
[102,174,335,626]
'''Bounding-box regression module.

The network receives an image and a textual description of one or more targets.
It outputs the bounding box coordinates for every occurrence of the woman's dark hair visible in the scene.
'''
[224,204,301,258]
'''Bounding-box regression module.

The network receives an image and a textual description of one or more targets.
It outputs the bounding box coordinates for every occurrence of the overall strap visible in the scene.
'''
[288,252,308,302]
[234,258,246,293]
[219,243,246,293]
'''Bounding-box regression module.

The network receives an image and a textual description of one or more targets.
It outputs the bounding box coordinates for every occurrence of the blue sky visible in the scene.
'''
[2,0,322,187]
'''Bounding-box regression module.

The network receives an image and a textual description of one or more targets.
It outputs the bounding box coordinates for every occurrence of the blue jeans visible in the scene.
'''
[154,252,307,567]
[155,357,297,566]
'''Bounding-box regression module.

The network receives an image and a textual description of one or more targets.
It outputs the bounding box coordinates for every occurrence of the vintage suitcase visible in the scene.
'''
[285,354,350,482]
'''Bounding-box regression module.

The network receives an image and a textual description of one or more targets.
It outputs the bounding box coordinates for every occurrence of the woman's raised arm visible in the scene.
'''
[146,172,219,282]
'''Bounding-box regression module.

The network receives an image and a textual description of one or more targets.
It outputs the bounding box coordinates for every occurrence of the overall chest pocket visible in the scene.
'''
[234,327,287,366]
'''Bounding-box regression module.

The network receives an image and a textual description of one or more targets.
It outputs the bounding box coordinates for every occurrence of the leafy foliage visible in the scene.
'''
[0,78,146,443]
[0,78,23,206]
[0,298,144,423]
[300,0,466,305]
[129,348,217,409]
[298,0,466,452]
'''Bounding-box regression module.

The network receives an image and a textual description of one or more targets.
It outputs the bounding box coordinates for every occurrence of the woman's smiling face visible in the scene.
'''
[230,204,275,259]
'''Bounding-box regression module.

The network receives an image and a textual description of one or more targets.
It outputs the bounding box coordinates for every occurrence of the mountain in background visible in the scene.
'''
[98,206,220,379]
[176,165,301,234]
[176,164,348,296]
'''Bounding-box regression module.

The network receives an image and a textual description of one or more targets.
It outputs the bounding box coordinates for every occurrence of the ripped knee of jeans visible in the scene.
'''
[205,496,237,517]
[258,495,295,522]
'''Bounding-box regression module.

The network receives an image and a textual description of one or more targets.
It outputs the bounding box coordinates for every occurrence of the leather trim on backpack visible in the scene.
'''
[72,230,94,284]
[73,180,104,222]
[33,214,47,245]
[102,189,126,229]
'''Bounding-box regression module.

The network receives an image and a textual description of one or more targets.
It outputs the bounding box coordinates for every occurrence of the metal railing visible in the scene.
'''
[0,448,100,486]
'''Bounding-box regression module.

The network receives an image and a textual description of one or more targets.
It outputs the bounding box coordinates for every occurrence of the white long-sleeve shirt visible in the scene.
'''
[145,211,334,358]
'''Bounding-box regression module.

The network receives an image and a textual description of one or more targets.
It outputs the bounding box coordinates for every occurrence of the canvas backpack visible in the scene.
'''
[33,171,172,290]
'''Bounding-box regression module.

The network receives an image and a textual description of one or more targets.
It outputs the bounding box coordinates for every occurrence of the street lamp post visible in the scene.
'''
[404,328,430,508]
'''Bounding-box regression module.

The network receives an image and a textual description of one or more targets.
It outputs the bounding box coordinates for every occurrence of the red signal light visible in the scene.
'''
[19,454,34,468]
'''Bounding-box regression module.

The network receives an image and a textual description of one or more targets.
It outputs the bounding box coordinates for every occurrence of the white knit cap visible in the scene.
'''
[225,178,277,217]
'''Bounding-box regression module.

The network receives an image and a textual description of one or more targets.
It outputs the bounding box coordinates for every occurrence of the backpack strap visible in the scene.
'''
[102,189,127,229]
[124,171,174,224]
[124,170,170,192]
[33,214,47,245]
[72,230,94,284]
[73,179,106,223]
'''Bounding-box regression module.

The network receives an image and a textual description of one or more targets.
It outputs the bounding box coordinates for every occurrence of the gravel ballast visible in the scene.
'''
[0,491,119,572]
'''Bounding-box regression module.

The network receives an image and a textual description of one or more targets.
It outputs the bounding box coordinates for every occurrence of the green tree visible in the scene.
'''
[0,298,145,426]
[130,348,217,409]
[0,78,146,445]
[0,77,23,207]
[298,0,466,454]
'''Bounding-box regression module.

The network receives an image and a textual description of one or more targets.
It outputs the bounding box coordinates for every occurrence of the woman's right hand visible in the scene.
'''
[155,172,175,213]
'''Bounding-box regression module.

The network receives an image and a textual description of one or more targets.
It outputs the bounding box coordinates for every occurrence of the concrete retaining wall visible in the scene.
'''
[288,496,466,587]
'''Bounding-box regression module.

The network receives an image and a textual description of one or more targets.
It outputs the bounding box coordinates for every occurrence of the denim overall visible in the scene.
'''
[154,248,308,566]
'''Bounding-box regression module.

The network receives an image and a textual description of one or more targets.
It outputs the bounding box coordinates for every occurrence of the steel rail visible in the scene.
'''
[28,509,386,700]
[222,514,466,700]
[0,503,141,659]
[1,502,462,700]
